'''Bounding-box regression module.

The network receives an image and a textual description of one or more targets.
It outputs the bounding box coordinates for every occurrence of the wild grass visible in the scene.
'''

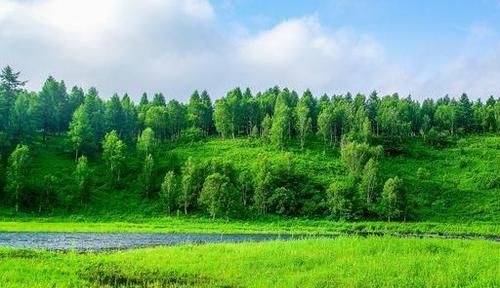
[0,237,498,287]
[0,217,498,236]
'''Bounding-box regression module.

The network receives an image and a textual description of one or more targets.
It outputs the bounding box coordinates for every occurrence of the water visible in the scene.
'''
[0,232,319,251]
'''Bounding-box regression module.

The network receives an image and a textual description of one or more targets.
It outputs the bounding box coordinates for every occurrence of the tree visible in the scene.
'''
[37,76,68,140]
[269,187,296,216]
[238,169,253,207]
[68,105,93,160]
[40,174,57,213]
[226,88,243,138]
[200,90,214,135]
[296,95,312,150]
[326,179,354,220]
[261,114,272,142]
[10,91,36,144]
[359,158,380,204]
[271,92,291,150]
[317,105,334,147]
[0,66,26,132]
[102,130,126,185]
[341,141,383,178]
[214,98,232,138]
[199,173,237,219]
[152,92,166,106]
[105,93,125,136]
[75,155,91,206]
[187,90,203,131]
[253,154,273,214]
[140,154,155,199]
[160,171,177,215]
[381,176,406,221]
[6,144,30,212]
[180,157,197,214]
[136,127,155,157]
[144,106,168,140]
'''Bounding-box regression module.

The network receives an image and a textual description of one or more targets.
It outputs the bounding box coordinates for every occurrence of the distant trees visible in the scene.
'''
[6,144,30,212]
[326,179,354,220]
[381,176,406,221]
[140,154,155,199]
[1,65,500,219]
[199,173,236,219]
[136,128,155,157]
[160,171,177,215]
[296,93,312,150]
[214,98,232,139]
[180,157,197,214]
[75,155,91,206]
[102,131,126,185]
[271,92,291,150]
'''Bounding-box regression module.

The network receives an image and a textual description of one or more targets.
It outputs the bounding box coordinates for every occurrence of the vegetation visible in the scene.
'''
[0,65,498,224]
[0,237,498,287]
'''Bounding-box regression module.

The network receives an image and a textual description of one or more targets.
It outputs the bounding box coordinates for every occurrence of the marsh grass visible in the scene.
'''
[0,237,498,287]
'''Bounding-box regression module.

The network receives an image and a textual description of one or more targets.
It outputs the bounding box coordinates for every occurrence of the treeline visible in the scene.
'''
[0,66,499,219]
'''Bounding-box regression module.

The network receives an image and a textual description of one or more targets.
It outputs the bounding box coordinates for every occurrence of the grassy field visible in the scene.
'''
[0,237,498,287]
[0,217,498,236]
[3,134,496,223]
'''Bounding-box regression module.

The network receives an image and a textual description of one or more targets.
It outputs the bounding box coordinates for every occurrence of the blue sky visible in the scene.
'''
[215,0,500,65]
[1,0,499,100]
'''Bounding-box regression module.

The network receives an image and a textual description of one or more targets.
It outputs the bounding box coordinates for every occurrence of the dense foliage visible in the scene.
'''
[0,66,499,220]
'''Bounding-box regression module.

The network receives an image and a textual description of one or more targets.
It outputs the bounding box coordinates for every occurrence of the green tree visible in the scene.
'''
[214,98,232,138]
[102,130,126,185]
[40,174,57,213]
[75,155,91,206]
[271,92,291,150]
[341,141,383,178]
[253,155,273,214]
[152,92,166,106]
[381,176,406,221]
[140,154,155,199]
[317,105,334,147]
[0,66,26,132]
[10,91,36,144]
[200,90,214,135]
[226,88,243,138]
[6,144,30,212]
[199,173,236,219]
[68,105,93,160]
[137,127,156,157]
[160,171,177,215]
[326,179,354,220]
[238,169,253,207]
[359,158,380,204]
[145,106,168,140]
[105,93,125,136]
[261,114,272,142]
[180,157,197,214]
[296,95,312,150]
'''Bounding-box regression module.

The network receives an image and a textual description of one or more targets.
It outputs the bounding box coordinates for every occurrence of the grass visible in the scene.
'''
[0,237,498,287]
[0,217,498,236]
[6,134,497,223]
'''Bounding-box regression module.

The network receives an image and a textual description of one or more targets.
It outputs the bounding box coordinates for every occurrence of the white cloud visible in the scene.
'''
[0,0,498,101]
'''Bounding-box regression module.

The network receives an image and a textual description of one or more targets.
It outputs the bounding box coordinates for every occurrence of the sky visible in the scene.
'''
[1,0,500,102]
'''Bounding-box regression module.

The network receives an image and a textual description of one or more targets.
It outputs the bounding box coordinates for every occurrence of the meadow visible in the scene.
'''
[0,237,498,287]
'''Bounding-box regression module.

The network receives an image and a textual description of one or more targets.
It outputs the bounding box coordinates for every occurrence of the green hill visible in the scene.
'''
[3,134,497,223]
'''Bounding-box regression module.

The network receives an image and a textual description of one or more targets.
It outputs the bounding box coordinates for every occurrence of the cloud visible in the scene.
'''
[0,0,498,101]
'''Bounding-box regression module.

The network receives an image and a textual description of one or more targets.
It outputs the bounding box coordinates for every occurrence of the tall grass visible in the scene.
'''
[0,237,498,287]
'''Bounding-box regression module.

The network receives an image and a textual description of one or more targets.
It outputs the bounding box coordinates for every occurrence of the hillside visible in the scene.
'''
[3,134,498,223]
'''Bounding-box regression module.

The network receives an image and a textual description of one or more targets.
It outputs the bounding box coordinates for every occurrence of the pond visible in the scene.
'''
[0,232,323,251]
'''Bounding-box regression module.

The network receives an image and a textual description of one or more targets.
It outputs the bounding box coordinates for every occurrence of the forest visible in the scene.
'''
[0,65,499,221]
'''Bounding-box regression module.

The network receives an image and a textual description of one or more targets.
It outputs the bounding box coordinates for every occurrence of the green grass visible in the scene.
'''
[0,217,498,236]
[0,237,498,287]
